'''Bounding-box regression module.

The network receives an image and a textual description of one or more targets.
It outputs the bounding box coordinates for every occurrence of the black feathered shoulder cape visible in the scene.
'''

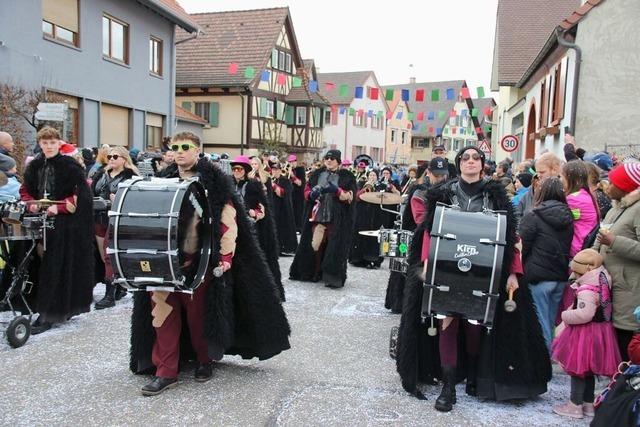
[130,160,290,374]
[289,167,357,287]
[396,178,551,401]
[22,154,94,323]
[272,176,298,254]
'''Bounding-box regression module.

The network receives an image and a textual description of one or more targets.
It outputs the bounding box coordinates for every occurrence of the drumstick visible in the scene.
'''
[504,288,517,312]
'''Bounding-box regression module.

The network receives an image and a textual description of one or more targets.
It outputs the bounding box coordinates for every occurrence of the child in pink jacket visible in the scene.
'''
[552,249,621,419]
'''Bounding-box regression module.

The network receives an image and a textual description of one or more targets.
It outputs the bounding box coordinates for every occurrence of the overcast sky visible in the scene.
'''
[178,0,499,96]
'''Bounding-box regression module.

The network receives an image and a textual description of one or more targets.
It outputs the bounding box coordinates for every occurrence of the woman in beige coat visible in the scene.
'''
[594,162,640,360]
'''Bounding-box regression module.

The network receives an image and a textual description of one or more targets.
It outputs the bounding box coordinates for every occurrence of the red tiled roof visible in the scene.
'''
[560,0,604,30]
[317,71,376,104]
[494,0,579,85]
[175,7,291,88]
[175,105,207,125]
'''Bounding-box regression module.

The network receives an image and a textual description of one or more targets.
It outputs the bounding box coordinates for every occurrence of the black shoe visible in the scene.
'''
[31,320,52,335]
[434,367,457,412]
[141,377,178,396]
[95,284,115,310]
[194,362,214,382]
[465,357,478,396]
[114,285,127,301]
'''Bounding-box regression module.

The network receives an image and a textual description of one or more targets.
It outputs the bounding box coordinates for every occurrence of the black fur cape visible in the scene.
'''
[289,167,357,288]
[131,160,290,374]
[272,176,298,254]
[396,178,551,401]
[291,166,306,232]
[22,153,94,323]
[241,177,283,300]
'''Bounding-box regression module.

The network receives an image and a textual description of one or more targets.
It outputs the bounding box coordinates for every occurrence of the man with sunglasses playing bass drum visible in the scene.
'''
[396,145,551,411]
[130,132,290,396]
[289,149,357,288]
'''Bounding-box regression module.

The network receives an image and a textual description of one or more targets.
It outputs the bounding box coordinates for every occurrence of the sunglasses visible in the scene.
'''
[106,154,120,160]
[461,153,481,161]
[324,156,337,161]
[231,166,245,172]
[170,143,197,152]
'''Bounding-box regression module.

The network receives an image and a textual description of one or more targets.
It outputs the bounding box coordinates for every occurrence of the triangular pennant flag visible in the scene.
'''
[325,82,336,92]
[436,127,442,135]
[449,110,457,118]
[431,90,440,101]
[386,111,393,120]
[476,87,485,98]
[415,89,425,102]
[339,107,346,114]
[370,87,379,100]
[417,112,425,121]
[438,110,445,119]
[484,125,492,132]
[385,89,394,101]
[309,80,318,93]
[349,108,355,116]
[452,127,457,135]
[476,127,482,133]
[377,110,383,118]
[471,108,478,117]
[429,127,434,133]
[244,66,255,79]
[358,109,364,117]
[460,87,470,99]
[396,112,403,119]
[427,111,435,120]
[408,112,415,120]
[354,86,364,99]
[228,62,239,75]
[260,70,270,82]
[339,84,349,97]
[446,88,455,100]
[276,72,286,86]
[292,76,302,87]
[401,89,410,102]
[484,106,493,116]
[367,110,373,117]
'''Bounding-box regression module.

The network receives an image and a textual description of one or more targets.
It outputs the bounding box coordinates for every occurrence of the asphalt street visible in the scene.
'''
[0,256,588,426]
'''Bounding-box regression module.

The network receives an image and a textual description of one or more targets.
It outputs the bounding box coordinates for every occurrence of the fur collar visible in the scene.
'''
[619,189,640,209]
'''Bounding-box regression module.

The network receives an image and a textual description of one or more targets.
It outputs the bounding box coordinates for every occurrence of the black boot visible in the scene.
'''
[114,284,127,301]
[94,283,115,310]
[465,357,478,396]
[435,367,457,412]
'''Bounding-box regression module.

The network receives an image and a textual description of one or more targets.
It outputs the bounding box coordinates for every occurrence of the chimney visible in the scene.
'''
[409,77,416,84]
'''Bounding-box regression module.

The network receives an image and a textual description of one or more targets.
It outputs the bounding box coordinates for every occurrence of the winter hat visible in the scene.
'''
[129,148,140,159]
[341,158,352,167]
[454,146,485,173]
[0,153,16,172]
[287,154,297,162]
[516,172,534,188]
[324,149,341,162]
[59,142,78,156]
[608,162,640,193]
[230,155,252,174]
[570,248,603,276]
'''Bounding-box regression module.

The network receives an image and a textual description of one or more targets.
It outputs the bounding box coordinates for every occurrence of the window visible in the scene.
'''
[149,37,163,76]
[296,107,307,125]
[195,102,211,123]
[354,113,363,127]
[371,147,381,162]
[278,51,286,71]
[271,49,293,74]
[539,77,549,129]
[551,59,567,124]
[103,15,129,64]
[101,103,130,146]
[266,100,275,118]
[391,129,396,144]
[401,131,406,145]
[146,113,163,149]
[285,53,292,73]
[324,110,332,126]
[42,0,79,46]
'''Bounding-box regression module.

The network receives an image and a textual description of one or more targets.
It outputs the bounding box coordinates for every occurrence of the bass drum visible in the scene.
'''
[108,177,212,293]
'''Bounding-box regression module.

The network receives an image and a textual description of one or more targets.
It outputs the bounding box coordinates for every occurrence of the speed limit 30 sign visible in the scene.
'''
[500,135,519,152]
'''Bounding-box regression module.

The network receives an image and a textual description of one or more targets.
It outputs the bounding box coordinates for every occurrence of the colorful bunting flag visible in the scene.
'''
[386,111,393,120]
[358,109,364,116]
[429,127,434,133]
[260,70,270,82]
[449,110,457,118]
[339,107,346,114]
[244,67,255,79]
[407,123,412,130]
[408,112,415,121]
[354,86,364,99]
[227,62,239,75]
[367,110,373,117]
[370,87,379,100]
[476,87,485,98]
[471,108,478,117]
[292,76,302,88]
[460,87,470,99]
[452,127,457,135]
[415,89,425,102]
[417,112,425,121]
[385,89,394,101]
[484,106,493,116]
[436,127,442,135]
[325,82,336,92]
[339,84,349,97]
[476,127,482,133]
[428,111,435,120]
[377,110,384,118]
[309,80,318,93]
[276,72,286,86]
[401,89,410,102]
[431,90,440,101]
[446,88,455,100]
[349,108,355,116]
[438,110,445,119]
[396,112,403,119]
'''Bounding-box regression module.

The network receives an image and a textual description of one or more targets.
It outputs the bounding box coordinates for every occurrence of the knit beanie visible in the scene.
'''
[608,162,640,193]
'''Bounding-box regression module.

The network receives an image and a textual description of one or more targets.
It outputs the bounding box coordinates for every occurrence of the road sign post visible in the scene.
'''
[500,135,519,153]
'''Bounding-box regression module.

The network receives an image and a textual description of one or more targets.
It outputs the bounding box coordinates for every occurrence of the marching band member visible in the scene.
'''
[132,133,290,396]
[396,146,551,410]
[354,161,368,188]
[231,155,283,300]
[19,126,94,334]
[271,163,298,255]
[380,166,401,194]
[289,150,357,288]
[287,154,306,233]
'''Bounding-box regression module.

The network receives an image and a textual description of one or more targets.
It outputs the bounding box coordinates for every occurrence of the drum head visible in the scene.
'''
[177,182,211,288]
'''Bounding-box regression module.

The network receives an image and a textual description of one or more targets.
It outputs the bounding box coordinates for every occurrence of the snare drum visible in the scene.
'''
[379,229,413,258]
[389,258,408,274]
[107,177,212,293]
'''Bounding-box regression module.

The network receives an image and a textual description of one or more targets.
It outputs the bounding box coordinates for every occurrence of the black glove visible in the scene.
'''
[323,182,339,194]
[310,185,322,201]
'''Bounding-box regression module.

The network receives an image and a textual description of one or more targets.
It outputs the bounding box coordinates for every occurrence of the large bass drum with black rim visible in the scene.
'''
[107,177,212,293]
[421,203,507,327]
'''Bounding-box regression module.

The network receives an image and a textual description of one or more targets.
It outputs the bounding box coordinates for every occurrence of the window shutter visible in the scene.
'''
[43,0,78,32]
[285,105,294,125]
[181,101,192,111]
[259,98,267,118]
[209,102,219,127]
[557,57,567,120]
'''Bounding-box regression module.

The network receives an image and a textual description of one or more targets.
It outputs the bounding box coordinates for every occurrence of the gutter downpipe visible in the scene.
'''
[173,30,200,135]
[555,27,581,134]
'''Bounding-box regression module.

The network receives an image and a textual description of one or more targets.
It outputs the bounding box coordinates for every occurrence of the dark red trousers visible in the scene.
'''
[150,283,210,378]
[439,317,482,368]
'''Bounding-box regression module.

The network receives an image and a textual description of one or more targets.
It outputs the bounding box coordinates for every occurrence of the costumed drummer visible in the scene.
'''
[396,145,551,411]
[286,154,306,233]
[19,126,94,334]
[132,132,290,396]
[289,149,357,288]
